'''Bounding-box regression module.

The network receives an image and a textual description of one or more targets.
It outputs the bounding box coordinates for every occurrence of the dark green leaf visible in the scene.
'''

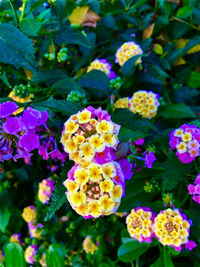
[0,23,37,71]
[20,19,41,37]
[187,71,200,88]
[52,77,81,95]
[117,239,149,262]
[79,70,110,98]
[159,103,196,119]
[122,55,142,76]
[176,6,193,19]
[151,247,174,267]
[118,127,148,142]
[31,70,68,86]
[0,208,11,233]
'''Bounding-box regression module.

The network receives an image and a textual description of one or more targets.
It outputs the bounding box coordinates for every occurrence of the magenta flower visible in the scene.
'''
[0,101,19,118]
[185,240,197,250]
[22,107,48,129]
[19,133,40,152]
[2,117,22,135]
[188,173,200,205]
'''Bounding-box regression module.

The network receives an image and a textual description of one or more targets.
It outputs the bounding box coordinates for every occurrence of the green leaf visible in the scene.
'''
[79,70,110,98]
[0,208,11,233]
[55,26,91,48]
[52,77,81,96]
[20,19,42,37]
[151,247,174,267]
[176,5,193,19]
[31,97,81,116]
[118,127,147,142]
[31,70,67,86]
[159,103,195,119]
[46,244,65,267]
[117,239,149,262]
[44,183,67,221]
[112,109,156,132]
[0,23,37,71]
[121,55,142,76]
[187,71,200,88]
[29,0,47,13]
[4,243,26,267]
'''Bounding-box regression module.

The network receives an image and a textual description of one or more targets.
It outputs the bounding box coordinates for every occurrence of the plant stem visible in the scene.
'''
[193,160,199,174]
[136,258,139,267]
[20,0,28,22]
[9,0,19,26]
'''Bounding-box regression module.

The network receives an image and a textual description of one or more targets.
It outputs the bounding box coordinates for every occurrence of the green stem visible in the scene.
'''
[9,0,19,26]
[193,160,199,174]
[130,262,134,267]
[20,0,28,22]
[136,258,139,267]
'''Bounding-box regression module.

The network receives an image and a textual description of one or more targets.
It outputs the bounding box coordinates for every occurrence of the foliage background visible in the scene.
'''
[0,0,200,266]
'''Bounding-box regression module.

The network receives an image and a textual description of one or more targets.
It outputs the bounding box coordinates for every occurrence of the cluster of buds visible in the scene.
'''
[87,59,116,80]
[61,106,133,218]
[110,77,123,90]
[127,208,196,251]
[60,107,120,165]
[0,102,66,163]
[44,53,55,61]
[169,124,200,164]
[25,245,38,264]
[114,91,160,119]
[115,41,143,66]
[144,181,160,193]
[126,207,156,243]
[188,173,200,204]
[64,161,124,218]
[57,47,68,62]
[83,236,98,254]
[38,178,55,204]
[67,90,87,106]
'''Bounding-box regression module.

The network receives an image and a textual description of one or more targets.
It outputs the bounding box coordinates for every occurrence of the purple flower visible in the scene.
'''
[2,117,22,135]
[22,107,48,129]
[119,158,133,180]
[19,133,40,152]
[134,138,144,146]
[0,102,19,118]
[185,240,197,250]
[49,149,67,162]
[188,184,195,195]
[144,152,156,168]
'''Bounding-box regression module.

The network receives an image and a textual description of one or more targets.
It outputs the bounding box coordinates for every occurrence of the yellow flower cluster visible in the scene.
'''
[155,209,190,247]
[115,41,143,66]
[87,59,111,76]
[61,109,118,165]
[83,236,98,255]
[39,253,47,267]
[114,97,129,109]
[64,162,123,218]
[24,245,37,264]
[22,206,37,223]
[126,208,155,242]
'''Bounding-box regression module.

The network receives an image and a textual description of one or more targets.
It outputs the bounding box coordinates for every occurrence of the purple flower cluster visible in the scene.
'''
[188,173,200,204]
[0,102,66,163]
[169,124,200,164]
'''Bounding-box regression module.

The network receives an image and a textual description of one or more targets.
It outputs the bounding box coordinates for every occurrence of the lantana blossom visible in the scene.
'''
[87,59,116,80]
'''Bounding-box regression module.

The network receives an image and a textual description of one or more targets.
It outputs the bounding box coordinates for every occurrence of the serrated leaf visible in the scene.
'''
[117,239,149,262]
[0,23,37,71]
[55,26,91,48]
[159,103,195,119]
[79,70,110,98]
[122,55,142,76]
[44,183,67,221]
[20,18,42,37]
[52,77,81,95]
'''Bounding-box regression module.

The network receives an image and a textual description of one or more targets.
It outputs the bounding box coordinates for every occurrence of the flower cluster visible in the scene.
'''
[9,233,23,245]
[22,206,37,223]
[115,41,143,66]
[57,47,68,62]
[154,209,191,251]
[60,107,120,165]
[67,90,87,106]
[127,208,196,251]
[83,236,98,254]
[169,124,200,163]
[126,207,156,243]
[61,106,133,218]
[87,59,116,80]
[129,91,160,119]
[0,102,66,163]
[38,178,55,204]
[28,222,44,239]
[188,173,200,204]
[25,245,38,264]
[64,161,124,218]
[114,91,160,119]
